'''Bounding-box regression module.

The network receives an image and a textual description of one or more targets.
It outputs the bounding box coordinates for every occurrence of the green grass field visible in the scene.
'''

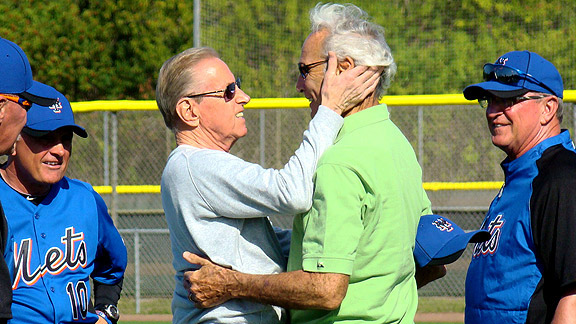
[121,320,460,323]
[121,322,457,324]
[123,322,171,324]
[121,322,458,324]
[118,296,465,323]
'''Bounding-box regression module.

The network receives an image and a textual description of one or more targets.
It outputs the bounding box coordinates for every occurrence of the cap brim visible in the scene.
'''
[425,230,490,266]
[463,81,528,100]
[22,126,88,138]
[19,81,58,106]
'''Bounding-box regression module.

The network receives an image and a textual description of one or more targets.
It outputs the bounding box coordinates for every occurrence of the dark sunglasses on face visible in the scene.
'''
[298,60,327,79]
[482,63,556,96]
[185,77,241,102]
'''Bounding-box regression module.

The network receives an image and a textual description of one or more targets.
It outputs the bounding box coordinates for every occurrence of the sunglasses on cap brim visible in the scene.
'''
[482,64,556,96]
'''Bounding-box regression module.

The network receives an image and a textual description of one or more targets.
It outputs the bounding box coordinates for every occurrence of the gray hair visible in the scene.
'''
[310,3,396,99]
[156,47,219,131]
[556,97,564,123]
[533,92,564,123]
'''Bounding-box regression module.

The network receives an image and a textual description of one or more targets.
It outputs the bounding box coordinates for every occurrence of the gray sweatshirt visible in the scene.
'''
[162,106,343,324]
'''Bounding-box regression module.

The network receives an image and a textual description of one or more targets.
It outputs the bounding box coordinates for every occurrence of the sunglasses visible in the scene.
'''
[1,94,32,111]
[478,94,549,109]
[482,63,556,95]
[185,77,241,102]
[298,60,327,79]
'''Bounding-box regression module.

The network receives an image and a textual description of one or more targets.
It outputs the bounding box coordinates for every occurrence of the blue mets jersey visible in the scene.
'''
[0,176,127,324]
[465,130,576,324]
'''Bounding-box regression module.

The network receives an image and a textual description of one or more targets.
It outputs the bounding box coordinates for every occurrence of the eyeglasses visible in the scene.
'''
[184,78,241,102]
[1,94,32,111]
[482,64,556,96]
[298,60,327,79]
[478,95,549,109]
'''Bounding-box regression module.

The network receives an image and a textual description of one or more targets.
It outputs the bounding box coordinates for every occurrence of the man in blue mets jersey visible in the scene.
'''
[0,37,58,324]
[0,83,127,324]
[463,51,576,324]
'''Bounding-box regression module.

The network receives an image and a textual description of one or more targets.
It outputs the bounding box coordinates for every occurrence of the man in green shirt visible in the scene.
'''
[182,3,431,323]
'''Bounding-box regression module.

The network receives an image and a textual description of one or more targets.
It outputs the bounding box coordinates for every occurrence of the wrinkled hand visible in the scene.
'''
[321,51,383,116]
[182,252,237,308]
[415,264,447,289]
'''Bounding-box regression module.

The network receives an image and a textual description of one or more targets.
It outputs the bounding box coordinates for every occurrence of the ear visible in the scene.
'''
[10,141,17,157]
[175,98,200,128]
[0,97,7,122]
[337,56,355,74]
[8,135,20,157]
[540,96,559,125]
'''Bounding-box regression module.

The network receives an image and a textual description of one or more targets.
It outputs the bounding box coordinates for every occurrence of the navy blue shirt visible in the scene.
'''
[466,130,576,324]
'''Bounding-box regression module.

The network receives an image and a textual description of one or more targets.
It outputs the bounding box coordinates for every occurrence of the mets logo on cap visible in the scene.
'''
[49,98,63,113]
[496,57,509,65]
[432,217,454,232]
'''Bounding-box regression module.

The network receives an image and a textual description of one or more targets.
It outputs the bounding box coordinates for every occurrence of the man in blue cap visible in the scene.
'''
[463,51,576,324]
[0,37,57,324]
[0,38,56,155]
[0,84,127,324]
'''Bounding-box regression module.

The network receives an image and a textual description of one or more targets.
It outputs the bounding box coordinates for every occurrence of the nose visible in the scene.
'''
[49,141,67,157]
[296,75,305,93]
[486,101,507,116]
[236,88,250,104]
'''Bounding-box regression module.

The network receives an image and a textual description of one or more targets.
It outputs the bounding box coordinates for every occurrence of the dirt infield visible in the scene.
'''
[122,314,172,322]
[123,312,465,323]
[415,312,464,322]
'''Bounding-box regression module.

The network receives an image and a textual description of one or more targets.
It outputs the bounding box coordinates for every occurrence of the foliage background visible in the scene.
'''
[1,0,575,101]
[2,0,575,184]
[2,0,575,304]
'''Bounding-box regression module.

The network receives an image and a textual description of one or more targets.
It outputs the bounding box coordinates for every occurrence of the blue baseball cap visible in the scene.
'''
[22,82,87,138]
[463,51,563,100]
[414,214,490,267]
[0,37,57,106]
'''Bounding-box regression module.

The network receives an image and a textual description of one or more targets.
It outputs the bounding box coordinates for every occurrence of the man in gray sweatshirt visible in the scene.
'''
[155,46,380,323]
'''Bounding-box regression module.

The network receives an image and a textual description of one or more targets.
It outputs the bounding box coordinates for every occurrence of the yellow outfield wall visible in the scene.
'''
[75,92,576,195]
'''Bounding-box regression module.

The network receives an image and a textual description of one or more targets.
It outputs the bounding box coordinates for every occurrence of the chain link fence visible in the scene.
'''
[57,0,576,312]
[65,101,575,309]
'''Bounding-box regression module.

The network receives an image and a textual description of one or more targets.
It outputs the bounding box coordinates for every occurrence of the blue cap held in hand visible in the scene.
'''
[414,214,490,267]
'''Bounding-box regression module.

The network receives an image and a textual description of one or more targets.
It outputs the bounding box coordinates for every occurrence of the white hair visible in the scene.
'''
[310,3,397,98]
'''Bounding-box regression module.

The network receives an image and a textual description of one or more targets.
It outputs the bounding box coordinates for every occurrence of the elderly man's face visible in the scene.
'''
[485,92,551,159]
[191,57,250,151]
[296,30,329,118]
[11,129,73,195]
[0,97,27,155]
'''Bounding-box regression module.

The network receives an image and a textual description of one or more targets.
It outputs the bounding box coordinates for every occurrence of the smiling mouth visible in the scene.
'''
[492,122,509,128]
[236,112,244,118]
[43,161,61,167]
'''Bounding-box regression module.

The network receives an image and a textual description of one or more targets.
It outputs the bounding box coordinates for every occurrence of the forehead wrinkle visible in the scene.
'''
[300,30,329,63]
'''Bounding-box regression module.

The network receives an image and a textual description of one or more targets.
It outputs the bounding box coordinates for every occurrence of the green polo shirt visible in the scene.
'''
[288,104,431,324]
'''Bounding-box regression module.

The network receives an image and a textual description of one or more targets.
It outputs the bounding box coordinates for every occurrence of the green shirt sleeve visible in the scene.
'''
[300,163,366,275]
